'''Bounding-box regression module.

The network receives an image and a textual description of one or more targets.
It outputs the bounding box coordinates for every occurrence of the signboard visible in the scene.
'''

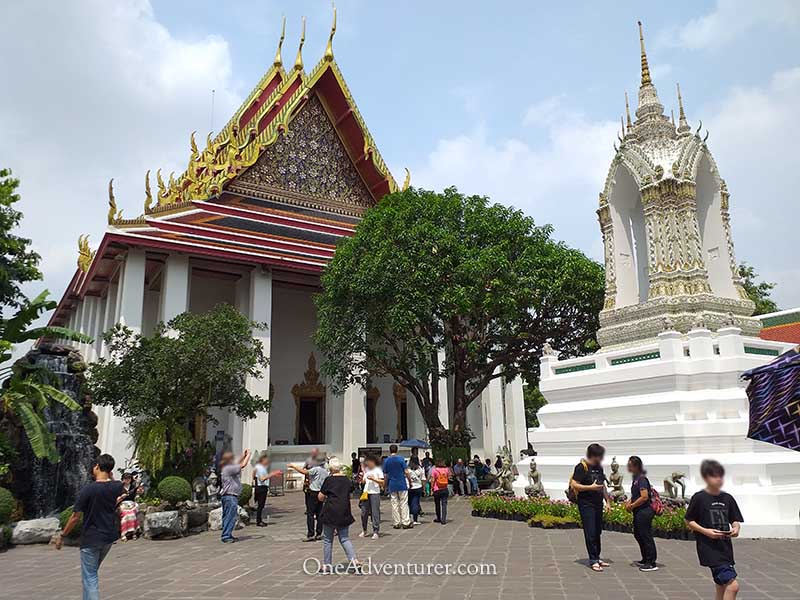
[357,446,383,458]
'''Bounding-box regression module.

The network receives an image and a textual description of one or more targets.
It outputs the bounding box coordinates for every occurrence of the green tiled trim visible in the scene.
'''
[554,362,596,375]
[610,351,661,366]
[760,312,800,329]
[744,346,779,357]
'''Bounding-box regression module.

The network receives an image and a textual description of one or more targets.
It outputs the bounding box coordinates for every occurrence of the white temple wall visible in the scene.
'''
[268,284,319,446]
[141,289,160,336]
[188,272,236,313]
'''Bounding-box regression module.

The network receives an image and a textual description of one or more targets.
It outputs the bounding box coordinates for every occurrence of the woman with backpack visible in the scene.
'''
[625,456,658,572]
[429,458,451,525]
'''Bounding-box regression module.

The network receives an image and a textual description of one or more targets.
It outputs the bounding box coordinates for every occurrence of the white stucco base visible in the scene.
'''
[522,326,800,538]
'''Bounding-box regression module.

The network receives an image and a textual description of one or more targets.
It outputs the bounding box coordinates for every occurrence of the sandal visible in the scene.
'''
[591,563,603,572]
[599,560,610,567]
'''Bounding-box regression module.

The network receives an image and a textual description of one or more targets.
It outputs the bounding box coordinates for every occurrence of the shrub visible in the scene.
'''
[157,476,192,506]
[59,507,83,537]
[238,483,253,507]
[529,514,579,529]
[0,487,14,524]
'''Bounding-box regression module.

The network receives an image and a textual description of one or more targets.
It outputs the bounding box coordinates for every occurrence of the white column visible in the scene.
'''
[436,350,450,429]
[91,295,106,362]
[241,268,272,458]
[482,376,506,458]
[688,326,714,359]
[99,283,118,358]
[504,376,528,458]
[408,395,427,440]
[657,329,684,361]
[82,297,98,361]
[342,382,367,456]
[159,254,190,325]
[118,249,146,334]
[718,326,745,357]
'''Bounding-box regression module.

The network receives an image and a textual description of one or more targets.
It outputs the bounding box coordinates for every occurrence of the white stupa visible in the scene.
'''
[520,23,800,538]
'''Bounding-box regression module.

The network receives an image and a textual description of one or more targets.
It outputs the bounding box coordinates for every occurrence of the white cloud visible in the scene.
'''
[413,98,618,260]
[662,0,800,49]
[705,67,800,308]
[0,0,242,307]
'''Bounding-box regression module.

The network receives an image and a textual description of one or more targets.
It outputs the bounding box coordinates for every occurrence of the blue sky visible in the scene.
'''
[1,0,799,311]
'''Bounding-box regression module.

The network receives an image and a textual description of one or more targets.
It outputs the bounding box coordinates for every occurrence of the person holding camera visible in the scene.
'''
[570,444,611,572]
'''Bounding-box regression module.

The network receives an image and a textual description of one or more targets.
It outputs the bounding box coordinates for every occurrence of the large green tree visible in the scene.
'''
[738,262,778,316]
[0,169,41,310]
[86,303,270,474]
[315,187,604,437]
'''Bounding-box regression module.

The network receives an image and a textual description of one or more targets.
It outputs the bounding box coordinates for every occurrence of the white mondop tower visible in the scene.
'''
[522,23,800,538]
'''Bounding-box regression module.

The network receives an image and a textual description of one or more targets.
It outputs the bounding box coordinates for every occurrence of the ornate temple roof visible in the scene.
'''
[601,22,717,200]
[51,9,402,326]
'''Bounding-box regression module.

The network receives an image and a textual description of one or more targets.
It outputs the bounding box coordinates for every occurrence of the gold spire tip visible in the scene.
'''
[324,3,337,62]
[637,20,652,87]
[294,16,306,71]
[274,16,286,68]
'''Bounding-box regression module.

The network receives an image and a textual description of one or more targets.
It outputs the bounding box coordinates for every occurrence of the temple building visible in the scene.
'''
[50,13,527,469]
[526,23,800,537]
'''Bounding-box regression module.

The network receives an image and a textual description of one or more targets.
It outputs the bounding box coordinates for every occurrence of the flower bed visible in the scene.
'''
[471,495,693,539]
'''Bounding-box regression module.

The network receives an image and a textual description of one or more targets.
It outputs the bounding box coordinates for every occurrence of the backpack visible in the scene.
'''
[435,468,449,488]
[635,476,664,515]
[566,460,589,503]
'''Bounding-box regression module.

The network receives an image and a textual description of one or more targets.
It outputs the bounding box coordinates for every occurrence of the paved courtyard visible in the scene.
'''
[1,492,799,600]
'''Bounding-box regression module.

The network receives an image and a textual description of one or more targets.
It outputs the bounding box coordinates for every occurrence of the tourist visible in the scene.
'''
[288,459,330,541]
[350,452,360,481]
[253,453,281,527]
[429,458,450,525]
[485,458,494,475]
[452,458,467,495]
[466,460,480,496]
[494,455,502,471]
[407,455,425,524]
[383,444,412,529]
[421,451,433,496]
[53,453,124,600]
[624,456,658,572]
[685,460,743,600]
[570,443,610,572]
[359,455,383,539]
[318,457,360,573]
[219,448,250,543]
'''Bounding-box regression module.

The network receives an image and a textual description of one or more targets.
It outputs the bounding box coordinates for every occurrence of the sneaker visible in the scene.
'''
[221,538,236,544]
[302,536,315,542]
[634,561,646,567]
[433,518,441,523]
[314,534,323,541]
[639,564,659,572]
[371,533,379,540]
[358,531,367,538]
[392,524,401,530]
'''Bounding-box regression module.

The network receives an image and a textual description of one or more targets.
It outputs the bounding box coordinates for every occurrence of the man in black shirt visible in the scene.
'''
[685,459,743,599]
[53,453,124,600]
[570,443,611,572]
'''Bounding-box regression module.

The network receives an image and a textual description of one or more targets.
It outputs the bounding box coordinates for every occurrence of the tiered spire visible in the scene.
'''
[634,21,664,121]
[676,83,690,134]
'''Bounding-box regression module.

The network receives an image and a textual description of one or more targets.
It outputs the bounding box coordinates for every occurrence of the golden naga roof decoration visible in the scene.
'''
[77,235,94,272]
[324,4,337,62]
[143,169,153,214]
[107,179,123,224]
[107,12,395,226]
[274,15,286,68]
[401,168,411,192]
[294,16,306,72]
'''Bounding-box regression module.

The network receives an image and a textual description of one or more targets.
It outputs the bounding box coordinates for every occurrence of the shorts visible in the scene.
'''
[710,564,737,586]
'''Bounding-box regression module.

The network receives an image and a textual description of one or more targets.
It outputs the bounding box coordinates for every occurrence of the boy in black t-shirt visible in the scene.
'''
[685,459,744,600]
[53,453,124,600]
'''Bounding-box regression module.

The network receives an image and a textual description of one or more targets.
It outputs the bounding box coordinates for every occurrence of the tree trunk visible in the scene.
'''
[451,374,468,433]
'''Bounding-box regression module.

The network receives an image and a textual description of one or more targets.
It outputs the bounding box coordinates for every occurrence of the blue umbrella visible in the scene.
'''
[398,438,430,449]
[741,347,800,452]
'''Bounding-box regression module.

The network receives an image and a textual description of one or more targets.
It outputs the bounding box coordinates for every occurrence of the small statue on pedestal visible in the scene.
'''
[206,471,221,507]
[663,472,687,504]
[192,476,207,504]
[609,457,627,502]
[524,459,546,498]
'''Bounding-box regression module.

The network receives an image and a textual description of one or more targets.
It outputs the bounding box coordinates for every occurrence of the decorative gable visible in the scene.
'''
[234,94,374,210]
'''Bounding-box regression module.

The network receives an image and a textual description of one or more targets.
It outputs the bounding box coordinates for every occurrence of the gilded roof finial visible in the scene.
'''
[638,20,651,87]
[324,4,337,62]
[676,83,690,134]
[77,235,93,272]
[624,91,632,130]
[274,15,286,68]
[294,16,306,71]
[144,170,153,213]
[401,168,411,192]
[107,178,122,224]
